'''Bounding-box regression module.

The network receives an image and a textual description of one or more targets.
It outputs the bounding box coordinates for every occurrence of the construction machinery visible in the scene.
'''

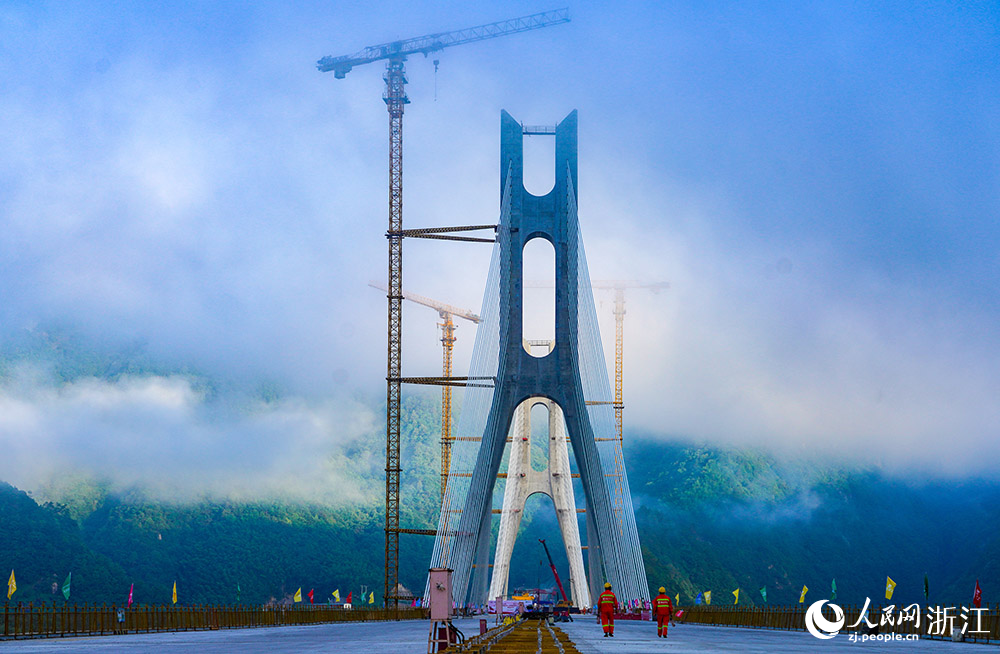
[319,9,569,608]
[369,281,480,501]
[538,539,569,605]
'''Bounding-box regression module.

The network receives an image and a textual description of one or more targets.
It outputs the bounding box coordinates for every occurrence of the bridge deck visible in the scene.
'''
[0,616,973,652]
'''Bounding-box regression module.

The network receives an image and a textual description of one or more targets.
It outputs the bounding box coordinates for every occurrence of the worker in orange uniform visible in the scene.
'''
[653,587,673,638]
[598,582,618,637]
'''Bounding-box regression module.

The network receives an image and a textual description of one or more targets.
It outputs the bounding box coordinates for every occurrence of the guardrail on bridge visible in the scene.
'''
[2,602,425,640]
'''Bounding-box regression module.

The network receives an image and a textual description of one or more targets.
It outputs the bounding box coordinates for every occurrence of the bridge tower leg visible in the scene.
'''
[488,385,591,608]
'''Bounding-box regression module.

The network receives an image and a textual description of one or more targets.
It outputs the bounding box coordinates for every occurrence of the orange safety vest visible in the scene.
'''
[653,594,672,616]
[598,590,617,613]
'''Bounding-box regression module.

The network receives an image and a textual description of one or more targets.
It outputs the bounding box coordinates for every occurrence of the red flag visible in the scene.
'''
[974,580,982,608]
[346,591,352,604]
[307,588,314,604]
[127,583,134,608]
[411,598,416,607]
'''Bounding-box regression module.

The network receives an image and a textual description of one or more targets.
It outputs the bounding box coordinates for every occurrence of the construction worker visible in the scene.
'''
[653,587,673,638]
[598,582,618,637]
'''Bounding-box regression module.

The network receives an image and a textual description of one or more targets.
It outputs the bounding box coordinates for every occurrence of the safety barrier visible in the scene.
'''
[679,603,1000,644]
[1,602,425,640]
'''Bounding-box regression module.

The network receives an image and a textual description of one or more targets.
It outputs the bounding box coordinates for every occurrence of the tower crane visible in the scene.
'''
[318,9,569,608]
[525,279,668,536]
[369,281,480,502]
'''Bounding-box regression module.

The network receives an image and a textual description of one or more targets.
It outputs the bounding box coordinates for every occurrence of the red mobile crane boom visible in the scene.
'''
[538,539,568,604]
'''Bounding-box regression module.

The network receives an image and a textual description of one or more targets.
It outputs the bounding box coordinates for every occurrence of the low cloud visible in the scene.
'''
[582,208,1000,477]
[0,364,380,503]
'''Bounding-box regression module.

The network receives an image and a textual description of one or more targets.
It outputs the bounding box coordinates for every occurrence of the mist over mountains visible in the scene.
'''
[1,332,996,609]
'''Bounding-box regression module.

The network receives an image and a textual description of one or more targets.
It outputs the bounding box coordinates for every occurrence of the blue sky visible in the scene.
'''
[0,1,998,491]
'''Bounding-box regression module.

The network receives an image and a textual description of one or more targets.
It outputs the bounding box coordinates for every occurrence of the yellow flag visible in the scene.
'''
[333,589,340,602]
[172,581,177,605]
[7,570,15,600]
[675,593,679,605]
[733,588,740,604]
[704,591,712,605]
[368,591,375,605]
[799,585,808,603]
[885,576,896,600]
[294,588,302,603]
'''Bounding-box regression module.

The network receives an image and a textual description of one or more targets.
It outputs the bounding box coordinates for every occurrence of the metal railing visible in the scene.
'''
[2,602,425,640]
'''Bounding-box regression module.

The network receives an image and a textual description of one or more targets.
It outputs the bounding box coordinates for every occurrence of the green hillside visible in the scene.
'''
[0,482,131,604]
[4,434,999,608]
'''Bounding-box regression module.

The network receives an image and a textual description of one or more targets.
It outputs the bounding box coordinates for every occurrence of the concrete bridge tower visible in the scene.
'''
[428,110,648,609]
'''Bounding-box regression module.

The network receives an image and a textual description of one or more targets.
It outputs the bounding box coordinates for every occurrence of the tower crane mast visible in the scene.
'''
[319,7,568,611]
[369,281,480,503]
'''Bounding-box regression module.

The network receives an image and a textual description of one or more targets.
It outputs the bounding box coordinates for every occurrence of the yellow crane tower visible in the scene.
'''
[369,281,480,501]
[525,279,668,533]
[599,281,670,442]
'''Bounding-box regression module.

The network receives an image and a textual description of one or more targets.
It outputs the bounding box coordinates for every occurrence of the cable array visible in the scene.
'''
[570,178,649,605]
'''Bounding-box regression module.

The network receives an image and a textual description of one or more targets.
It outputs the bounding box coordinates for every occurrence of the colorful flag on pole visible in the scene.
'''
[924,573,929,600]
[62,572,71,601]
[293,588,302,603]
[347,591,352,604]
[369,591,375,605]
[760,586,767,603]
[675,593,679,605]
[799,585,808,603]
[333,589,340,602]
[695,592,703,605]
[308,588,314,604]
[704,591,712,605]
[127,583,134,608]
[831,578,837,601]
[237,582,241,604]
[733,588,740,604]
[172,581,177,605]
[973,580,982,608]
[7,570,15,600]
[885,577,896,600]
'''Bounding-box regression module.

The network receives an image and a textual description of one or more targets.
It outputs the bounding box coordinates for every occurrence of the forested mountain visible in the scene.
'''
[4,427,998,607]
[0,482,130,604]
[1,332,997,608]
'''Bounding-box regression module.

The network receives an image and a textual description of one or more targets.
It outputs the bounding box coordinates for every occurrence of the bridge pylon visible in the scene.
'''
[428,110,648,609]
